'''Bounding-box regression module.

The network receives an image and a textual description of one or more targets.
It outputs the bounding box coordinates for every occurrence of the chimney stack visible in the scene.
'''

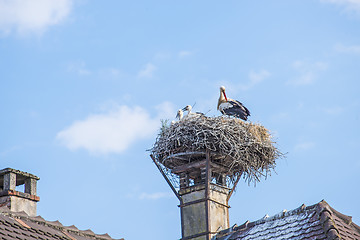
[0,168,40,216]
[152,151,238,240]
[175,154,230,240]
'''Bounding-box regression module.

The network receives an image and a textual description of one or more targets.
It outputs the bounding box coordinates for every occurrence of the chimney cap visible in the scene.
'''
[0,168,40,187]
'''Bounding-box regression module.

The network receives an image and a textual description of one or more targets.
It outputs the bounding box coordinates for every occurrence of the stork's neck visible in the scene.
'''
[220,91,226,101]
[218,91,226,110]
[187,107,192,114]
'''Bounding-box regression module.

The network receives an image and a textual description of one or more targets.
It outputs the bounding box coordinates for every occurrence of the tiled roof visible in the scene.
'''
[213,200,360,240]
[0,207,123,240]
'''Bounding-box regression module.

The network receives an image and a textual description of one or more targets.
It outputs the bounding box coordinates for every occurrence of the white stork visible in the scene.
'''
[171,109,184,124]
[182,105,204,118]
[217,86,250,121]
[176,109,184,120]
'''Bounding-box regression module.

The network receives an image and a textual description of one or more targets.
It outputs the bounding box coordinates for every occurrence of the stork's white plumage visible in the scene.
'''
[182,105,204,118]
[217,86,250,121]
[176,109,184,120]
[171,109,184,125]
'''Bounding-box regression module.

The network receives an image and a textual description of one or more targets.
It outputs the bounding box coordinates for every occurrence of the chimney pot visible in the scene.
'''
[0,168,40,216]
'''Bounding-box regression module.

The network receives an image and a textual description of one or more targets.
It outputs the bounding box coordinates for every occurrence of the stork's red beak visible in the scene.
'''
[223,91,228,101]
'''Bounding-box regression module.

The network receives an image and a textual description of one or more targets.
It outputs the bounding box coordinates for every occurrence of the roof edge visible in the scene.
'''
[316,200,341,239]
[0,207,122,240]
[321,200,360,236]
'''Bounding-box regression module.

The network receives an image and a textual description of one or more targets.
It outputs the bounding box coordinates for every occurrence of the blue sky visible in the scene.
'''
[1,0,360,239]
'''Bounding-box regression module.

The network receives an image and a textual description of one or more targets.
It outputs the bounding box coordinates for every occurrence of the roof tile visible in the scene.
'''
[47,220,63,228]
[83,229,95,236]
[0,210,122,240]
[97,233,113,239]
[213,200,360,240]
[65,224,79,231]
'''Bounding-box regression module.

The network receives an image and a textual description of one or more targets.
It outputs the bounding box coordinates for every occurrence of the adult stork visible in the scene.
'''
[217,86,250,121]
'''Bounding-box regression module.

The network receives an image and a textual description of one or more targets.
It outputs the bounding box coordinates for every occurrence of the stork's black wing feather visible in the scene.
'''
[223,107,248,120]
[234,100,250,116]
[223,100,250,121]
[195,111,205,116]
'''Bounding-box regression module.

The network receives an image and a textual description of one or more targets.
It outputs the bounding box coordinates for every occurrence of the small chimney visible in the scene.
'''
[0,168,40,216]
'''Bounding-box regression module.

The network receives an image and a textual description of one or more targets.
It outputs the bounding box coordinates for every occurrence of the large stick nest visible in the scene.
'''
[151,115,284,184]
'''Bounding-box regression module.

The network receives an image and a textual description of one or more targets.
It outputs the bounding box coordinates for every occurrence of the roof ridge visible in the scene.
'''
[213,200,360,240]
[216,202,315,238]
[246,202,311,227]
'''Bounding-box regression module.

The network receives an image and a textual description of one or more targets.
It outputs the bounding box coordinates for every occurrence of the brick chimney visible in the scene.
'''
[0,168,40,216]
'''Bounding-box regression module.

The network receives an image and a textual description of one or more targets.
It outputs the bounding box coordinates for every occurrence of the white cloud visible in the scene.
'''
[334,43,360,54]
[321,0,360,13]
[137,63,157,78]
[239,69,271,91]
[288,61,327,86]
[139,192,173,200]
[56,102,175,155]
[0,0,73,36]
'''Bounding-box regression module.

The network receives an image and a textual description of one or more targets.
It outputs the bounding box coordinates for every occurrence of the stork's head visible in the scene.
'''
[220,86,227,101]
[182,105,192,112]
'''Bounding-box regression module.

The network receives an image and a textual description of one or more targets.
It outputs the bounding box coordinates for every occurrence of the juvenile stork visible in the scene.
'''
[217,86,250,121]
[176,109,184,120]
[171,109,184,125]
[182,105,204,118]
